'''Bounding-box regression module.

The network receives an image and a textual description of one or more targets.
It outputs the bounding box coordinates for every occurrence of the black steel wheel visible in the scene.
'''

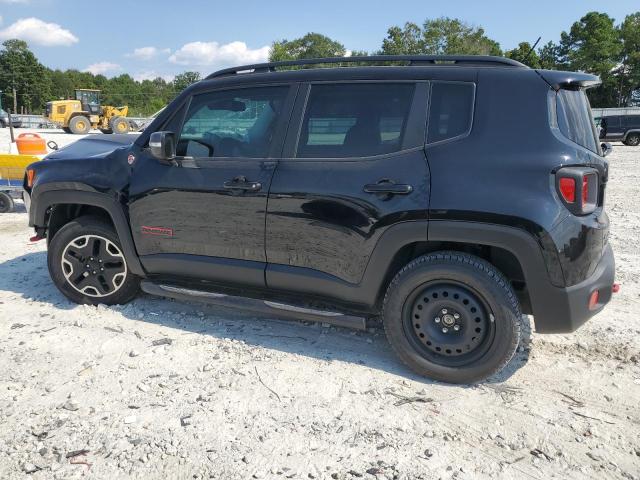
[383,251,521,384]
[405,281,495,366]
[48,216,139,305]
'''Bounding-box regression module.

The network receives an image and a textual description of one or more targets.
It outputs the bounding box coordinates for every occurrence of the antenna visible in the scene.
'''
[523,37,542,65]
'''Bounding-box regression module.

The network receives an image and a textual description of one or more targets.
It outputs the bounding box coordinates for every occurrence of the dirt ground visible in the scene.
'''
[0,128,639,480]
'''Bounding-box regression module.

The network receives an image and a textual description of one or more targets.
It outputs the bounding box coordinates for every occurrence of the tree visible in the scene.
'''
[619,12,640,106]
[381,18,501,56]
[505,42,541,68]
[0,39,51,113]
[270,33,346,61]
[558,12,622,106]
[172,71,201,93]
[538,41,561,70]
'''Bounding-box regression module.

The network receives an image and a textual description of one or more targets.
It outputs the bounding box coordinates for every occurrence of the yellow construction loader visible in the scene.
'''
[45,89,130,134]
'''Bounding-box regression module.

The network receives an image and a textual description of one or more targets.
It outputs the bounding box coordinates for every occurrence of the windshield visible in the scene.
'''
[555,89,600,154]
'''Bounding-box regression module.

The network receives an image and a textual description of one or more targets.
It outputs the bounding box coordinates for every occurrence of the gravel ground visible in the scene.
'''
[0,128,639,479]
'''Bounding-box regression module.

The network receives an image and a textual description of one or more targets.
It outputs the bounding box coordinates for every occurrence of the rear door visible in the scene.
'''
[601,116,624,140]
[129,84,295,288]
[264,81,429,300]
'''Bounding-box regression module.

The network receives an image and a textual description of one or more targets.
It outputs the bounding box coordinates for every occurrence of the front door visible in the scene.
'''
[129,84,294,288]
[265,82,430,302]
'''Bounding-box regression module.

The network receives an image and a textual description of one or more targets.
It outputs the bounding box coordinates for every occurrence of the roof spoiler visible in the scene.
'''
[535,69,601,90]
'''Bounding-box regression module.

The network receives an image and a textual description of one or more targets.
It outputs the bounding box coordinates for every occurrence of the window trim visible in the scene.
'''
[425,80,476,147]
[168,82,296,163]
[288,80,425,162]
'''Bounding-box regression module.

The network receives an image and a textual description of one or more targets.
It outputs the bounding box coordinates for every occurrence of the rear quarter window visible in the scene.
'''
[427,82,475,144]
[555,89,598,153]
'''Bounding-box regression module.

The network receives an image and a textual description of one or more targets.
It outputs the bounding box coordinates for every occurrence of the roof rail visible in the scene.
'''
[206,55,527,79]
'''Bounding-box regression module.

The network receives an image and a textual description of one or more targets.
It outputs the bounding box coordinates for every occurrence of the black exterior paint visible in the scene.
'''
[25,60,615,333]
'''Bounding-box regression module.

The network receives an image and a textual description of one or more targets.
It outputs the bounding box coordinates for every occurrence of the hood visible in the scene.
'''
[45,133,139,161]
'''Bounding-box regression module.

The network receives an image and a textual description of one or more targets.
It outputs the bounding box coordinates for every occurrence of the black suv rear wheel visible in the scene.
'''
[624,133,640,146]
[48,216,139,305]
[382,251,521,384]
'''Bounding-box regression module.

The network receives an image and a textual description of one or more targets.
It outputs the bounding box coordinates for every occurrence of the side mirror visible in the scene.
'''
[149,131,176,163]
[601,142,612,157]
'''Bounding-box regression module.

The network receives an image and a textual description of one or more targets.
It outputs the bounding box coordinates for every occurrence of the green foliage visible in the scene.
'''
[619,13,640,106]
[172,71,201,93]
[0,39,51,112]
[381,18,502,56]
[270,33,346,61]
[505,42,541,68]
[538,41,561,70]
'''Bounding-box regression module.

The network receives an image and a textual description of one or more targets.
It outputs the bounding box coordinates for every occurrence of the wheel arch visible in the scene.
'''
[30,187,144,276]
[623,129,640,141]
[361,220,561,327]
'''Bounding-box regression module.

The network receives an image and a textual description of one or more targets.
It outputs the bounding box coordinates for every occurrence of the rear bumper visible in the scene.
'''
[533,244,615,333]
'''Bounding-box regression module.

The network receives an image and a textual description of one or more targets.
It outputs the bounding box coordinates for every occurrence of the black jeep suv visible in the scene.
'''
[597,114,640,146]
[24,55,616,383]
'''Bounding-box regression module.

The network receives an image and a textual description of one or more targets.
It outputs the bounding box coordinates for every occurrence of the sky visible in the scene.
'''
[0,0,638,81]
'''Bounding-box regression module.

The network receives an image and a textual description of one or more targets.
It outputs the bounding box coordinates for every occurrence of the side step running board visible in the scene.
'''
[140,281,367,330]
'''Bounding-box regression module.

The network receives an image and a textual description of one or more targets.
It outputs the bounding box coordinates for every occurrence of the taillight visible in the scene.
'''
[556,167,598,215]
[559,178,576,203]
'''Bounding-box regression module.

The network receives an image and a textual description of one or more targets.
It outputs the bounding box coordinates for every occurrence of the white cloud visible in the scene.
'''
[126,46,170,61]
[133,70,173,82]
[169,41,269,67]
[84,61,121,76]
[0,17,78,46]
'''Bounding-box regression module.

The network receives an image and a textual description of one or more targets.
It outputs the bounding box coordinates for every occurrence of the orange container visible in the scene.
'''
[16,133,47,155]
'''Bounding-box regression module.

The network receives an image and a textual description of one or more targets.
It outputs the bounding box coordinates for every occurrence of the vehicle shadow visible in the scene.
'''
[0,251,531,385]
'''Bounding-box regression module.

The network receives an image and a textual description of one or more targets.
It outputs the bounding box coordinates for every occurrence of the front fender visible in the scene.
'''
[30,184,144,276]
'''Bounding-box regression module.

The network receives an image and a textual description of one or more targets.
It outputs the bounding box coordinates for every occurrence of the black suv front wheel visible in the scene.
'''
[48,216,139,305]
[383,252,521,384]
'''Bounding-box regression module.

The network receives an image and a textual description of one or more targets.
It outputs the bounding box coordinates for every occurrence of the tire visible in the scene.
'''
[624,133,640,146]
[110,117,129,134]
[382,251,521,384]
[47,216,139,305]
[62,127,71,133]
[0,120,6,128]
[0,192,14,213]
[100,128,113,134]
[68,116,90,134]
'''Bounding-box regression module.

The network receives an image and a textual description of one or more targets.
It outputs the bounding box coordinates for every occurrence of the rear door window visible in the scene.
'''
[556,89,598,153]
[626,115,640,128]
[296,83,415,158]
[427,82,475,143]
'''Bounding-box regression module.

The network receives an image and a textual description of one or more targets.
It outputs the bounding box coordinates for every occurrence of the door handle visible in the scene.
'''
[223,176,262,192]
[364,181,413,195]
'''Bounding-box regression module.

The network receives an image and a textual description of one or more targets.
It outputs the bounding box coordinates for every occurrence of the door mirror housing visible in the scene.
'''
[601,142,612,157]
[149,131,176,163]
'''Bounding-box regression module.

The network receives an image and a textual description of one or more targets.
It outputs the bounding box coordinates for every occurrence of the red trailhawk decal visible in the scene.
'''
[141,226,174,237]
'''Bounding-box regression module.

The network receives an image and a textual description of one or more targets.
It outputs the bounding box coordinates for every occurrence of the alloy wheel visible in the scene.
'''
[60,234,127,297]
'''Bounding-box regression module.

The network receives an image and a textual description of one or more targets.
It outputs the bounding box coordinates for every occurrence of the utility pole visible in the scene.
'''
[12,86,17,113]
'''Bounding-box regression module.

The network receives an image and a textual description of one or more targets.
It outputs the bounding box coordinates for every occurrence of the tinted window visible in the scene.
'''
[603,116,621,127]
[177,86,289,158]
[625,115,640,128]
[297,83,415,158]
[556,89,598,153]
[428,82,475,143]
